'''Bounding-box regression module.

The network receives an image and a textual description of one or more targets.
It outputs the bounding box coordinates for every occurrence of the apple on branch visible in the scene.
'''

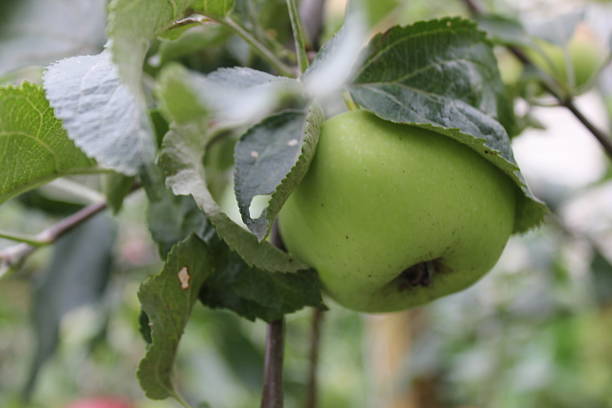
[279,110,517,313]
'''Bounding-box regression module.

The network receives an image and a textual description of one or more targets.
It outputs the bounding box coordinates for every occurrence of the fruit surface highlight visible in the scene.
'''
[279,110,517,313]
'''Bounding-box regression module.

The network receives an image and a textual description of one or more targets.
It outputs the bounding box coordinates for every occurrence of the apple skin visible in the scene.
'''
[279,110,517,313]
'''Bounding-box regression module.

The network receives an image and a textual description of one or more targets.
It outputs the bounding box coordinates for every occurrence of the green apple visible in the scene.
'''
[279,110,517,313]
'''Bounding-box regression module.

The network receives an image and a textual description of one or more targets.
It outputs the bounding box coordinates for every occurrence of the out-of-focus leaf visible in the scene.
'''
[158,23,231,65]
[349,18,546,233]
[104,173,134,214]
[234,106,323,240]
[365,0,401,28]
[528,10,584,47]
[304,9,367,99]
[44,51,156,176]
[17,190,84,217]
[0,0,106,75]
[192,0,236,19]
[476,14,531,46]
[200,237,324,322]
[141,165,211,259]
[107,0,192,94]
[23,215,116,398]
[591,248,612,307]
[137,235,212,401]
[0,83,94,205]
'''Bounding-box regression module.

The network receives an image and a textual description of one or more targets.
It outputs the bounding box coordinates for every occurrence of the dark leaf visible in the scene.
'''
[200,237,324,322]
[234,106,323,240]
[140,164,211,259]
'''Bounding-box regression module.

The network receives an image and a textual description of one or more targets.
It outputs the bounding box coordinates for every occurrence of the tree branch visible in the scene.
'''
[261,319,286,408]
[0,201,107,278]
[458,0,612,158]
[305,308,325,408]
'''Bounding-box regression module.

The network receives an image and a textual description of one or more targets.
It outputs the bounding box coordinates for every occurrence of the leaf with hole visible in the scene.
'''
[234,106,323,240]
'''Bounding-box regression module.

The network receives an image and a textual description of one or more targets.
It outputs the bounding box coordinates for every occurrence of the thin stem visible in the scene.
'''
[223,16,295,77]
[0,231,47,247]
[0,201,107,278]
[0,183,140,278]
[305,308,325,408]
[286,0,310,73]
[261,319,286,408]
[458,0,612,159]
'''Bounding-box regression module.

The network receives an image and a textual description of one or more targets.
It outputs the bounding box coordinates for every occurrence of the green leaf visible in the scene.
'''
[193,0,236,19]
[138,235,212,402]
[476,14,531,46]
[24,215,115,398]
[156,64,209,126]
[158,23,231,65]
[234,105,324,240]
[349,18,546,233]
[0,0,106,74]
[0,83,94,204]
[104,172,134,214]
[43,51,156,176]
[140,164,211,259]
[107,0,193,93]
[159,126,308,273]
[200,237,324,322]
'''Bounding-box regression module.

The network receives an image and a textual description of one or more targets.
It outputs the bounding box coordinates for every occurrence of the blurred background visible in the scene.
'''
[1,0,612,407]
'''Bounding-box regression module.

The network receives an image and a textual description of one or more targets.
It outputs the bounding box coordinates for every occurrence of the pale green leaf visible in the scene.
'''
[43,52,156,176]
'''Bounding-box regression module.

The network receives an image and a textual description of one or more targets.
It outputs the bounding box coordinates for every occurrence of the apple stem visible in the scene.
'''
[305,308,326,408]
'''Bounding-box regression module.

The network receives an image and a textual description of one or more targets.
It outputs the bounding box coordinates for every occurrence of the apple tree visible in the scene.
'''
[0,0,611,407]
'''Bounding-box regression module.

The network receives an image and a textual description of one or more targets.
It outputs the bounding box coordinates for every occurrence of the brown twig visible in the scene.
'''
[459,0,612,158]
[0,183,140,276]
[261,319,286,408]
[305,308,325,408]
[0,201,107,275]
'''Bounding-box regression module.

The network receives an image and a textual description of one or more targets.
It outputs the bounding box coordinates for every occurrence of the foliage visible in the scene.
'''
[0,0,610,407]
